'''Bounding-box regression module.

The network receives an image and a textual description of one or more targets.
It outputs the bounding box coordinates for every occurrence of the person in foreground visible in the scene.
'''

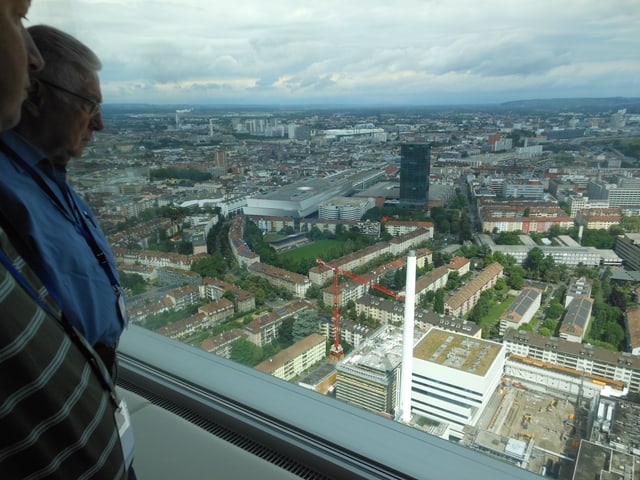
[0,24,128,377]
[0,5,133,477]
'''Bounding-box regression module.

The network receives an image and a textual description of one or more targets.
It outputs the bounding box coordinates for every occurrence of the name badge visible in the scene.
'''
[116,287,130,327]
[115,399,135,470]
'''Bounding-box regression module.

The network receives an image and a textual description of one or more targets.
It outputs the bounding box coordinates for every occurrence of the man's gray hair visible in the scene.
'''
[27,25,102,93]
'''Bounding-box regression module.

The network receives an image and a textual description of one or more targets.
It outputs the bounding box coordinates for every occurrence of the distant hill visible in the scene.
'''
[498,97,640,113]
[102,97,640,115]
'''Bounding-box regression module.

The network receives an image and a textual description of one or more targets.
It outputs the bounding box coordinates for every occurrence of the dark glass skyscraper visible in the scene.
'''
[399,143,430,209]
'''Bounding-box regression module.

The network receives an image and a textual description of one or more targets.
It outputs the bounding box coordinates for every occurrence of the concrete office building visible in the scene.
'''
[588,179,640,209]
[505,354,626,399]
[335,325,404,415]
[318,196,375,221]
[244,175,351,218]
[244,169,383,218]
[411,329,505,440]
[399,144,430,209]
[504,330,639,393]
[615,233,640,271]
[476,234,606,267]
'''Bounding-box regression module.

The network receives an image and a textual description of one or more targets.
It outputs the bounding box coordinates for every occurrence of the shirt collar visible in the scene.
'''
[0,130,48,169]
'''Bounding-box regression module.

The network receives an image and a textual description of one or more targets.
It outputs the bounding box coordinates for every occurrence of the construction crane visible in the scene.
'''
[316,258,404,361]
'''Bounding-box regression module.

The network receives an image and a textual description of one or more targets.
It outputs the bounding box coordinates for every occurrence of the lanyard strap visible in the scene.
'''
[64,186,121,290]
[0,139,120,291]
[0,246,58,319]
[0,247,120,408]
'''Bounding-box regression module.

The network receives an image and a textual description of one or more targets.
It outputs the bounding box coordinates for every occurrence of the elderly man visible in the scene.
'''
[0,9,131,479]
[1,25,128,375]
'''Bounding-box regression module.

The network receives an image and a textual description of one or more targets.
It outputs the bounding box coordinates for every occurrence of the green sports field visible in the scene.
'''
[280,239,344,263]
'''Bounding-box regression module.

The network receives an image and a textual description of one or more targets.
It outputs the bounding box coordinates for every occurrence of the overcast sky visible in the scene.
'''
[28,0,640,106]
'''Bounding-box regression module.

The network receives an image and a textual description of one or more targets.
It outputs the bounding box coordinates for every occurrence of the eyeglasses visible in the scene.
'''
[38,78,102,117]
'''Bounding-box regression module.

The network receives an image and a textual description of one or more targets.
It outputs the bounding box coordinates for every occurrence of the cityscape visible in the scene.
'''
[72,98,640,479]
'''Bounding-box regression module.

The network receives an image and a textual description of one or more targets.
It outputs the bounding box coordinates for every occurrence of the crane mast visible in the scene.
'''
[329,263,343,360]
[316,258,404,362]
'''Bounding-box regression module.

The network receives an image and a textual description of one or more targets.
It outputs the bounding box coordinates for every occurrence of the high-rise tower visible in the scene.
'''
[399,144,430,209]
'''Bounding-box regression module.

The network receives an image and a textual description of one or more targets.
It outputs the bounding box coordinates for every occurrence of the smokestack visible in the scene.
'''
[399,250,416,423]
[578,225,584,245]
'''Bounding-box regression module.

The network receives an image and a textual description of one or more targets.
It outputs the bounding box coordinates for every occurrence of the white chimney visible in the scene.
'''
[399,250,416,423]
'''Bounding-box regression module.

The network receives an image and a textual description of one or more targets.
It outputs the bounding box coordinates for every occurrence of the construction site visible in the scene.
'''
[464,379,590,478]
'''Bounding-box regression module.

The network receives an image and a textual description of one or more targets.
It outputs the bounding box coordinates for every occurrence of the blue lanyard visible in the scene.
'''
[0,247,59,319]
[0,245,120,408]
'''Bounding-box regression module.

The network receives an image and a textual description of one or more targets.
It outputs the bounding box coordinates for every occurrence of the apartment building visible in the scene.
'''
[166,284,200,309]
[355,294,481,337]
[228,215,261,268]
[309,229,431,285]
[156,312,207,340]
[198,298,235,326]
[199,329,248,359]
[574,208,621,230]
[255,333,326,381]
[625,305,640,356]
[384,221,434,238]
[444,263,504,317]
[499,287,542,335]
[245,300,313,347]
[248,262,311,297]
[558,296,593,343]
[201,277,256,313]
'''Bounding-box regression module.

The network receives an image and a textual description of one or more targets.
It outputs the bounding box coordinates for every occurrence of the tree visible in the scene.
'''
[292,309,320,342]
[468,291,492,324]
[446,271,461,290]
[524,247,544,274]
[507,270,524,290]
[621,216,640,233]
[495,231,522,245]
[434,289,445,314]
[545,302,564,320]
[494,277,507,292]
[538,327,552,337]
[230,339,263,366]
[308,226,323,241]
[191,253,227,277]
[609,224,624,236]
[608,286,627,309]
[278,317,294,346]
[176,241,193,255]
[305,284,321,300]
[119,272,147,295]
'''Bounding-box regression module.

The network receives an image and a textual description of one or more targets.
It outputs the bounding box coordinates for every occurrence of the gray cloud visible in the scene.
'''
[27,0,640,104]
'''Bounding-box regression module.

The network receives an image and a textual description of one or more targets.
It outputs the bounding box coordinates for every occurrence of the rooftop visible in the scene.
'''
[501,287,542,323]
[504,330,640,369]
[573,440,637,480]
[338,325,404,380]
[413,328,502,376]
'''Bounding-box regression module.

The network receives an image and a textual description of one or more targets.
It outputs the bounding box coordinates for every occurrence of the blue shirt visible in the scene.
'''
[0,130,126,346]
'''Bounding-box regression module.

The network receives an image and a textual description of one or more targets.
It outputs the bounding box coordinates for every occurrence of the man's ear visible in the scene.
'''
[22,79,45,117]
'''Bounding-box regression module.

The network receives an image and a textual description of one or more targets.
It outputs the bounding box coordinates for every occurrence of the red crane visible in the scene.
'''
[316,258,404,362]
